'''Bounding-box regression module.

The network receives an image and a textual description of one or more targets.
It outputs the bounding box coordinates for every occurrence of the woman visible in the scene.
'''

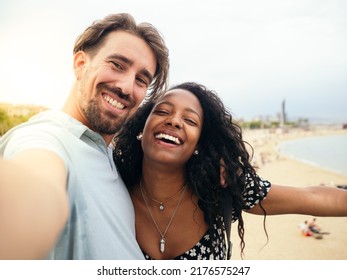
[114,82,347,260]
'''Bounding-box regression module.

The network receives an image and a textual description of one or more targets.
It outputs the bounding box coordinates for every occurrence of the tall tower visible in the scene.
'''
[280,99,286,126]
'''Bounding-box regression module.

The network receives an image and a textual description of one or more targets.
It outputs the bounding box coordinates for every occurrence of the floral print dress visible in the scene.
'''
[143,174,271,260]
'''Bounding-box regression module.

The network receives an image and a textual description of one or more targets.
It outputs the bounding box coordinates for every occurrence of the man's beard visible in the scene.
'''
[83,98,128,135]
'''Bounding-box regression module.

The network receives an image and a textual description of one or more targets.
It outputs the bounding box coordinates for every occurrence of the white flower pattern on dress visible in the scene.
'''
[143,174,271,260]
[189,248,197,257]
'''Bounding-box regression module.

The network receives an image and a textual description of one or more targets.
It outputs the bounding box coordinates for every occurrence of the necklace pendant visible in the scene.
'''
[160,237,165,253]
[159,203,164,211]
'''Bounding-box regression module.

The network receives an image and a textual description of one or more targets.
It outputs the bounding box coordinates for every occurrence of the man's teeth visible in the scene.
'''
[103,95,125,109]
[155,133,181,145]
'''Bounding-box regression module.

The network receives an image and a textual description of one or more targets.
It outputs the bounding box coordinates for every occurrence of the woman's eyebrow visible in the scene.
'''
[155,100,201,120]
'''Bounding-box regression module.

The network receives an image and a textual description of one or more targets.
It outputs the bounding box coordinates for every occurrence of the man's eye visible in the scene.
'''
[111,61,123,70]
[136,77,148,87]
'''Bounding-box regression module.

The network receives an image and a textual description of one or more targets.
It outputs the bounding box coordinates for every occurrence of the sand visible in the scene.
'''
[231,126,347,260]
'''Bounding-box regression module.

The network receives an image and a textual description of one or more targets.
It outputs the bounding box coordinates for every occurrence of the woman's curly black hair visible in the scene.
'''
[113,82,266,257]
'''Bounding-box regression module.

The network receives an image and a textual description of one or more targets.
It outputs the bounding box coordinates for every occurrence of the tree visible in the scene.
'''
[0,108,10,135]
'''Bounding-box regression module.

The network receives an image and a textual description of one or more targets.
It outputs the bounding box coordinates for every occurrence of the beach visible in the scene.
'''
[231,126,347,260]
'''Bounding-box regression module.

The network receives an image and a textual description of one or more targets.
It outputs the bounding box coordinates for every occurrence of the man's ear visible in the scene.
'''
[73,51,86,80]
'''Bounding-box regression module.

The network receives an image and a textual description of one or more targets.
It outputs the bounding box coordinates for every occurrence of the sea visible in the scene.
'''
[277,134,347,176]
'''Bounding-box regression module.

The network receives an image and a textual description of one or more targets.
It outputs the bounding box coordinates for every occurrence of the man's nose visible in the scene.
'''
[117,75,135,97]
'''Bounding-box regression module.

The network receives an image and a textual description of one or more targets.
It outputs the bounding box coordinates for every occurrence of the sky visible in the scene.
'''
[0,0,346,123]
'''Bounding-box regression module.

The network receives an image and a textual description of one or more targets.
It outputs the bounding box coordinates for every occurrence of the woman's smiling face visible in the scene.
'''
[141,89,203,167]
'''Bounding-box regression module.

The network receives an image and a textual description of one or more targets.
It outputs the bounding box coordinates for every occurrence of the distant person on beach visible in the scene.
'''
[299,221,314,236]
[307,217,330,235]
[299,220,326,239]
[114,82,347,260]
[308,218,321,234]
[0,13,169,260]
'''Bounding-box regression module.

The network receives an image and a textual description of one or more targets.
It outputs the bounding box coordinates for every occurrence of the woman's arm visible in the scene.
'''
[247,184,347,216]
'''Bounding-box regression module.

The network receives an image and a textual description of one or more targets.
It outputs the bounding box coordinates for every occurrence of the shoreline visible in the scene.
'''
[231,126,347,260]
[277,134,347,177]
[244,126,347,181]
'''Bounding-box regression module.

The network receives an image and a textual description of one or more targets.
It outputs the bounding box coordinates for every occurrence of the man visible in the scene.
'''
[0,13,169,260]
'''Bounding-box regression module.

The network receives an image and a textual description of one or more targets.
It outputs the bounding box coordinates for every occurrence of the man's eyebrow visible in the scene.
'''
[107,54,154,83]
[107,54,132,65]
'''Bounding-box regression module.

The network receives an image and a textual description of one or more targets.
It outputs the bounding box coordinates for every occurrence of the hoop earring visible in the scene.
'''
[136,132,143,141]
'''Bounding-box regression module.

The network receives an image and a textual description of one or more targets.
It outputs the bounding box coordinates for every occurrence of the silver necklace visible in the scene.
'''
[140,183,187,253]
[141,183,186,211]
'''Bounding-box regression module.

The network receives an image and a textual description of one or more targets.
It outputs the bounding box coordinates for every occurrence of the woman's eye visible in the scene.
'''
[185,119,198,126]
[158,110,168,115]
[154,109,168,115]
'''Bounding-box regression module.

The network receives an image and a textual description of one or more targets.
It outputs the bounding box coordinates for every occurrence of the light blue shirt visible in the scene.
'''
[0,110,144,259]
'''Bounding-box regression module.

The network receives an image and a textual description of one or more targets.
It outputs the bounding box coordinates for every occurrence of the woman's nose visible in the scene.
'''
[165,115,182,129]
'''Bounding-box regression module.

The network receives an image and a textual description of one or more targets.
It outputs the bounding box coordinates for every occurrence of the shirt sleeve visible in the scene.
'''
[242,172,271,210]
[1,120,68,168]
